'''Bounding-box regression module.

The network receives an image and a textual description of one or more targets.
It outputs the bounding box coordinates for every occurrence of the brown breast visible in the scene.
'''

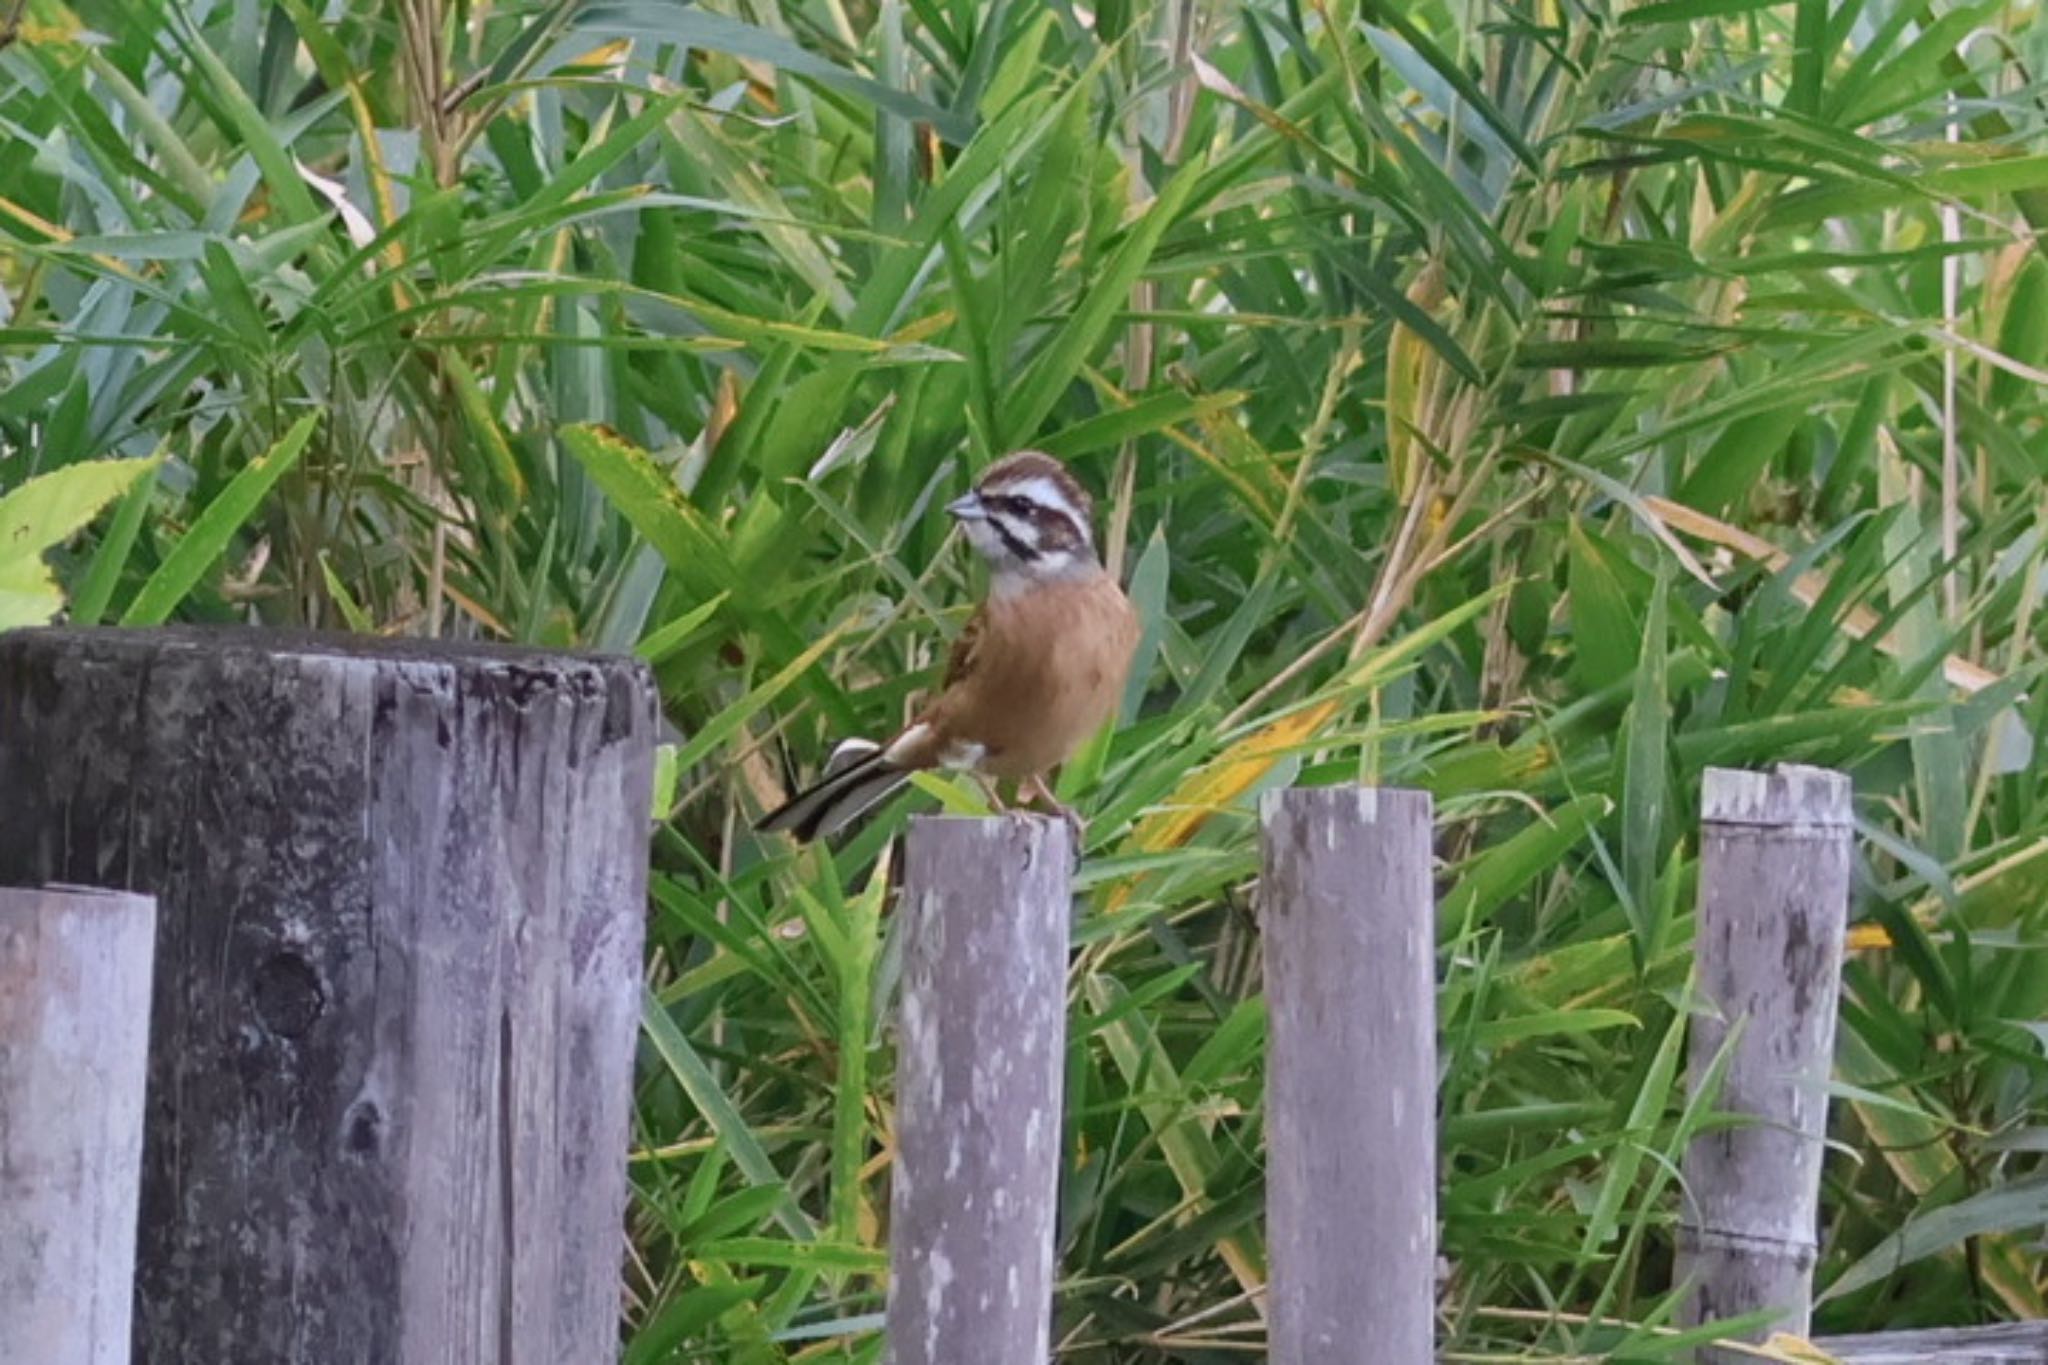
[923,572,1140,779]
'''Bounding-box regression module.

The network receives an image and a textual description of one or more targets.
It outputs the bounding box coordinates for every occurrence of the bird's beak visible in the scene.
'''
[946,491,987,522]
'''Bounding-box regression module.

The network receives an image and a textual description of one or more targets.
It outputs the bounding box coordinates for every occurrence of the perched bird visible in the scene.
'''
[756,450,1140,843]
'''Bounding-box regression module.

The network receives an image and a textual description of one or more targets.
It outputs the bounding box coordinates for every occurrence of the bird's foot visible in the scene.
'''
[1020,775,1086,853]
[1057,804,1085,852]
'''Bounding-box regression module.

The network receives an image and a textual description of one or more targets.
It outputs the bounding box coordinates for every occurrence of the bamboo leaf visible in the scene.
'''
[120,417,317,626]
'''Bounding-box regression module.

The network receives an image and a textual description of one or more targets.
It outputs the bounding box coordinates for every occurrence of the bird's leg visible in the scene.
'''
[1020,774,1085,849]
[975,773,1009,813]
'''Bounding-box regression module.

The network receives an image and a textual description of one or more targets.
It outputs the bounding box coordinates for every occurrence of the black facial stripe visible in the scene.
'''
[990,514,1039,562]
[987,495,1083,540]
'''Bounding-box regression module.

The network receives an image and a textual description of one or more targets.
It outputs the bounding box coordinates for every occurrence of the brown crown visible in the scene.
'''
[975,450,1093,521]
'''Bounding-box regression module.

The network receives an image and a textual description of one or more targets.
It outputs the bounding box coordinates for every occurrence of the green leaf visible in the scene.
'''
[640,986,815,1241]
[1463,1008,1640,1049]
[68,459,162,628]
[316,550,375,633]
[1822,1174,2048,1302]
[669,623,852,775]
[999,158,1204,443]
[0,457,161,630]
[576,4,975,144]
[121,415,318,627]
[650,744,681,821]
[1676,403,1806,517]
[1620,569,1670,956]
[1579,1003,1690,1255]
[1771,154,2048,226]
[0,456,163,568]
[1439,794,1612,935]
[1621,0,1788,23]
[559,424,741,595]
[1568,522,1641,691]
[623,1280,770,1365]
[696,1238,887,1274]
[637,593,728,666]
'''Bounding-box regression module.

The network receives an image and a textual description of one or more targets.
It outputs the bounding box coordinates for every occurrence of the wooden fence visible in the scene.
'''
[0,628,658,1365]
[1,627,2043,1364]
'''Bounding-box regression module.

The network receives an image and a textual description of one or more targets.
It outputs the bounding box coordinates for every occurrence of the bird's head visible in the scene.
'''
[945,451,1099,592]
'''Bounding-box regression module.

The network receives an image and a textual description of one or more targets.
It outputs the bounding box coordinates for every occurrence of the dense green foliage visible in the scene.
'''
[4,0,2047,1358]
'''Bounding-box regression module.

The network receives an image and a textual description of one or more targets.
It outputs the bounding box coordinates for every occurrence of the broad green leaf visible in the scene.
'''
[559,424,741,594]
[636,592,728,666]
[640,986,815,1241]
[0,456,161,568]
[1620,570,1670,956]
[999,158,1204,444]
[1439,794,1612,935]
[1463,1009,1640,1049]
[576,4,973,143]
[121,415,318,626]
[1822,1174,2048,1302]
[0,453,157,635]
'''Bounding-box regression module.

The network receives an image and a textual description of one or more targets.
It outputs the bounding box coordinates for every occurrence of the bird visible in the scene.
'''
[755,449,1141,845]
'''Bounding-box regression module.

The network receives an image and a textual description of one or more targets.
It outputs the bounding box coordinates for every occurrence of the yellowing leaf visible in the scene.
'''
[1387,259,1448,505]
[1757,1332,1845,1364]
[0,557,63,632]
[0,456,162,561]
[443,351,525,500]
[122,416,317,626]
[1648,493,2001,694]
[1122,700,1338,869]
[0,457,162,631]
[559,423,741,594]
[1106,587,1507,909]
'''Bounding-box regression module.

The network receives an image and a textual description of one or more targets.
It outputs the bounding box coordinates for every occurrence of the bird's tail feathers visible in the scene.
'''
[755,739,913,842]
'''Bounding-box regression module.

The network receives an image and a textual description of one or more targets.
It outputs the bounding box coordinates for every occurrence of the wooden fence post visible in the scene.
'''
[0,627,658,1365]
[0,886,157,1365]
[887,815,1072,1365]
[1261,786,1437,1365]
[1678,764,1852,1356]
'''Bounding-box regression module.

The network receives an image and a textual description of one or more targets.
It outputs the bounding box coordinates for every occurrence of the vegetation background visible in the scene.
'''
[4,0,2046,1358]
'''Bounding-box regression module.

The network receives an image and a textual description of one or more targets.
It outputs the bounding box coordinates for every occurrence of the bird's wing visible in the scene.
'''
[940,603,988,691]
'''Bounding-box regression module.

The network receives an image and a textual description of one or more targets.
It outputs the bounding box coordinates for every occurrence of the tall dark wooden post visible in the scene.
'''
[0,627,658,1365]
[1260,786,1438,1365]
[1678,764,1852,1359]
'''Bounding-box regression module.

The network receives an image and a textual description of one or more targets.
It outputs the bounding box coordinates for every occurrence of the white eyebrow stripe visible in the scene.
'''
[990,475,1092,544]
[1005,476,1079,514]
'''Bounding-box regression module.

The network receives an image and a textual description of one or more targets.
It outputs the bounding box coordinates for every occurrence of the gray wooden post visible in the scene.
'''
[1260,786,1437,1365]
[1678,764,1852,1357]
[886,815,1072,1365]
[1819,1322,2048,1364]
[0,627,658,1365]
[0,886,157,1365]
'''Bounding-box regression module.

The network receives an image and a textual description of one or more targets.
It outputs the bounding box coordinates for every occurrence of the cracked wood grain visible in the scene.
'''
[0,885,157,1365]
[886,815,1071,1365]
[0,627,656,1365]
[1678,764,1852,1360]
[1259,786,1437,1365]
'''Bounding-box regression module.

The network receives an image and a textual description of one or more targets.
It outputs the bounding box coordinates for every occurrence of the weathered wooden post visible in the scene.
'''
[1678,764,1852,1358]
[1260,786,1437,1365]
[0,627,658,1365]
[886,815,1071,1365]
[0,886,158,1365]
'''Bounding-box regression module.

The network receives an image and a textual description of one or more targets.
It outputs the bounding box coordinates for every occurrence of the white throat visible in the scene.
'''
[988,552,1092,598]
